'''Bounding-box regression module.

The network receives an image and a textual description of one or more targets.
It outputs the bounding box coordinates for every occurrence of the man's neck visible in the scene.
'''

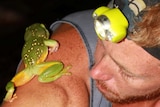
[112,98,160,107]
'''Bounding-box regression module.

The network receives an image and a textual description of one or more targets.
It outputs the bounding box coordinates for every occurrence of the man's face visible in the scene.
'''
[91,38,160,104]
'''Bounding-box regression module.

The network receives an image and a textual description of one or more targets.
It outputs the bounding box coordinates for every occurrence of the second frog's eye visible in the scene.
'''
[93,6,129,43]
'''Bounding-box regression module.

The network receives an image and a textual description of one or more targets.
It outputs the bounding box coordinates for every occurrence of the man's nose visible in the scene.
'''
[90,61,113,81]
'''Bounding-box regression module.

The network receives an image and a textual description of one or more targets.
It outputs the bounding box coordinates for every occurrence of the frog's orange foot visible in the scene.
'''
[61,66,72,76]
[9,94,17,103]
[49,42,59,54]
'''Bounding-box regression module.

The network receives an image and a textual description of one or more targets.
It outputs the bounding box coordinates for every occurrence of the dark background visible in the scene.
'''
[0,0,109,104]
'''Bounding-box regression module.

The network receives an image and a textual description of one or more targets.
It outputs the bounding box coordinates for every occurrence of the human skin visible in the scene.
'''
[1,24,90,107]
[91,39,160,107]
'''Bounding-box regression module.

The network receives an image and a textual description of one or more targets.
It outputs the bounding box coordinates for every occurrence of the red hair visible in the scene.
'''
[130,4,160,47]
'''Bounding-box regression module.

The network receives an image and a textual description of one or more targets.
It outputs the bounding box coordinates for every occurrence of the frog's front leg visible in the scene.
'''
[36,61,71,83]
[44,39,59,54]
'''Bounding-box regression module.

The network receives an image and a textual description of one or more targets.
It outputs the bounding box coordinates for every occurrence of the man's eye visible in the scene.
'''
[119,70,134,80]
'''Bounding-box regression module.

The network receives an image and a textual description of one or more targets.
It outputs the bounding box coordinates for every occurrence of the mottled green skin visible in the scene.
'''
[22,23,49,67]
[24,23,49,41]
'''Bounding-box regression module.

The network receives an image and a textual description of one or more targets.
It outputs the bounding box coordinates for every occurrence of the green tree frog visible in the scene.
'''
[4,23,71,102]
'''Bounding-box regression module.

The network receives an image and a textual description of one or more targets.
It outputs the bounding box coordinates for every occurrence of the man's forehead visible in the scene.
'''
[102,39,160,62]
[102,39,160,75]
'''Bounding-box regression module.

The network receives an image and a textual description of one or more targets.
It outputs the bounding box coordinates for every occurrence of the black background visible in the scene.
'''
[0,0,109,104]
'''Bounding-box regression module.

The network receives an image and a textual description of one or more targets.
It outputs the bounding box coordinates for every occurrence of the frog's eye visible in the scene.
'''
[93,6,129,43]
